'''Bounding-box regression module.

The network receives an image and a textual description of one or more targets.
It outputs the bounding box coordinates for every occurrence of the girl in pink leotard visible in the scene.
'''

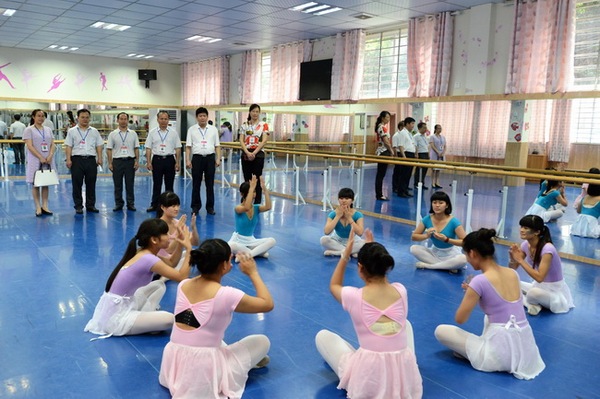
[159,239,274,399]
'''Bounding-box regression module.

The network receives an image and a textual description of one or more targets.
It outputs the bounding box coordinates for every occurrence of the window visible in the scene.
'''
[261,52,271,103]
[574,0,600,89]
[360,28,409,99]
[571,98,600,143]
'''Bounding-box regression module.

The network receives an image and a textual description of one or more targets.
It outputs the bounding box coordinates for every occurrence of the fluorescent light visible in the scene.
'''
[92,21,104,28]
[135,54,144,58]
[303,5,330,13]
[144,55,153,59]
[59,46,68,50]
[207,38,222,43]
[70,47,79,51]
[118,25,130,31]
[314,7,341,15]
[49,45,58,49]
[90,21,131,31]
[2,9,16,16]
[291,2,318,11]
[104,23,117,30]
[47,45,78,52]
[186,35,222,43]
[127,53,136,57]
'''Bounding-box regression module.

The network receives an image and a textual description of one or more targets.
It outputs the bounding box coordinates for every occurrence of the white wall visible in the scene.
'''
[0,47,181,107]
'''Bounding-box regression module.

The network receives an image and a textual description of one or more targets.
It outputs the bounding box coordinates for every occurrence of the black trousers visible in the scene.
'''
[399,152,415,194]
[241,154,265,204]
[151,155,176,207]
[375,150,391,198]
[71,156,97,209]
[414,152,430,186]
[12,142,25,164]
[191,153,216,210]
[112,157,136,207]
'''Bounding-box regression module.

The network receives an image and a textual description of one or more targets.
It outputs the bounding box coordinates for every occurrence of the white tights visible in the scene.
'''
[434,324,477,360]
[410,245,467,270]
[225,335,271,367]
[128,280,174,335]
[520,281,555,311]
[320,236,365,256]
[315,321,415,378]
[229,237,276,259]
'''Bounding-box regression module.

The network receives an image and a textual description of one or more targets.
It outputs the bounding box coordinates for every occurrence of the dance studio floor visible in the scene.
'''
[0,162,599,398]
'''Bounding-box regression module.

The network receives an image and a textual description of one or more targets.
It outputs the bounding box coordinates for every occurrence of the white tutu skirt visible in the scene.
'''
[337,347,423,399]
[524,280,575,313]
[466,317,545,380]
[570,214,600,238]
[525,203,551,223]
[84,280,165,336]
[159,342,252,399]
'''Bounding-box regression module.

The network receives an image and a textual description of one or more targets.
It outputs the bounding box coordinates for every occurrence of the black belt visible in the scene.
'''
[154,155,174,159]
[72,155,95,159]
[114,157,135,161]
[193,153,215,158]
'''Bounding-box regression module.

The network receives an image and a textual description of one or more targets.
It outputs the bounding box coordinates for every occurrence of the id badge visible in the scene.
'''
[41,142,49,152]
[120,146,128,156]
[159,144,166,153]
[200,140,207,149]
[79,140,86,149]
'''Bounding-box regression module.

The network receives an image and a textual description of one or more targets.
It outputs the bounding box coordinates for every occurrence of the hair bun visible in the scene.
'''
[479,228,496,240]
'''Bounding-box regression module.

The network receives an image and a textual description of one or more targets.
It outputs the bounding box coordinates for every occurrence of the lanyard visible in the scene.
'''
[77,127,90,141]
[118,130,129,145]
[158,128,168,144]
[198,126,207,140]
[35,126,45,141]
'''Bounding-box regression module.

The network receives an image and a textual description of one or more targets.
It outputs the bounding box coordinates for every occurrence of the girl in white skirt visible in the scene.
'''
[85,218,193,338]
[525,179,567,223]
[435,228,545,380]
[410,191,467,272]
[320,188,365,257]
[571,175,600,238]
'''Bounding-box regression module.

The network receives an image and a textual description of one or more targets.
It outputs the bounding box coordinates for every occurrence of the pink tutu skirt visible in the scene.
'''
[338,347,423,399]
[159,341,252,399]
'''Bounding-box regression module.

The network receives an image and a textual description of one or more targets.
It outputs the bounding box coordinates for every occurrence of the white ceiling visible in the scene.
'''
[0,0,504,64]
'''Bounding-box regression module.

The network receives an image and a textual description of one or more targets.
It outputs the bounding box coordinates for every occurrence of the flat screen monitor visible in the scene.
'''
[298,59,332,101]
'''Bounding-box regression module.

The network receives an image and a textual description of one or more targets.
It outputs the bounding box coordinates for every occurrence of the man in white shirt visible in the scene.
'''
[145,111,182,212]
[43,112,55,137]
[107,112,140,212]
[64,109,105,214]
[413,122,430,190]
[9,114,26,164]
[397,117,416,198]
[186,107,221,215]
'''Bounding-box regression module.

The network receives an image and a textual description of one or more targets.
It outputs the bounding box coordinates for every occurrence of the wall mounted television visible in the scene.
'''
[298,59,332,101]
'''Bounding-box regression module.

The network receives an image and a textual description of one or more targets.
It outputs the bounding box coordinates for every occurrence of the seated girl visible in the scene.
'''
[315,229,423,399]
[320,188,365,257]
[571,175,600,238]
[228,175,276,260]
[435,228,545,380]
[410,191,467,272]
[159,239,274,399]
[525,179,567,223]
[85,219,192,338]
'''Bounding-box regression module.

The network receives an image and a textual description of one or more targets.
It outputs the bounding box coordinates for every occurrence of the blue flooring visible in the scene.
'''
[0,167,599,398]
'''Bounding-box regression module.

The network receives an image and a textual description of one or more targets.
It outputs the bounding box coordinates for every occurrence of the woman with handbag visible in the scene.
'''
[23,109,57,217]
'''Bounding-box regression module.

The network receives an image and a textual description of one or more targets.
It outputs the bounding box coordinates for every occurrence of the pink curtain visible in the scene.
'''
[548,99,572,162]
[240,50,262,104]
[505,0,575,94]
[407,12,453,97]
[272,113,296,141]
[269,41,305,103]
[331,29,366,101]
[527,100,551,155]
[437,101,510,159]
[182,56,229,106]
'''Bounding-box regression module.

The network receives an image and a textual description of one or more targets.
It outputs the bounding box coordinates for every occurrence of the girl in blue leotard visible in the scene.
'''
[228,175,276,261]
[410,191,467,272]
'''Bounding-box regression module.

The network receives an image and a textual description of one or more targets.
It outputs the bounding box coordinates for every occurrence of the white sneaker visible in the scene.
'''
[415,262,427,269]
[527,304,542,316]
[261,252,269,258]
[324,250,336,256]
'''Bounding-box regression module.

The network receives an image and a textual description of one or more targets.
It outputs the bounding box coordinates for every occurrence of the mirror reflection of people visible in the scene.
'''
[524,179,567,222]
[9,113,26,165]
[159,240,274,398]
[571,171,600,238]
[429,124,446,189]
[509,215,575,316]
[23,109,56,216]
[374,111,394,201]
[435,228,545,380]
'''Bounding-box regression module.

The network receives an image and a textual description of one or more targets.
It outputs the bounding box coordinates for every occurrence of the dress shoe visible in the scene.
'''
[376,196,389,201]
[207,208,216,215]
[113,206,123,212]
[146,206,157,212]
[87,207,100,213]
[192,207,200,215]
[404,191,414,197]
[127,206,136,211]
[398,193,409,198]
[75,208,84,215]
[35,210,42,217]
[41,208,53,215]
[422,186,429,190]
